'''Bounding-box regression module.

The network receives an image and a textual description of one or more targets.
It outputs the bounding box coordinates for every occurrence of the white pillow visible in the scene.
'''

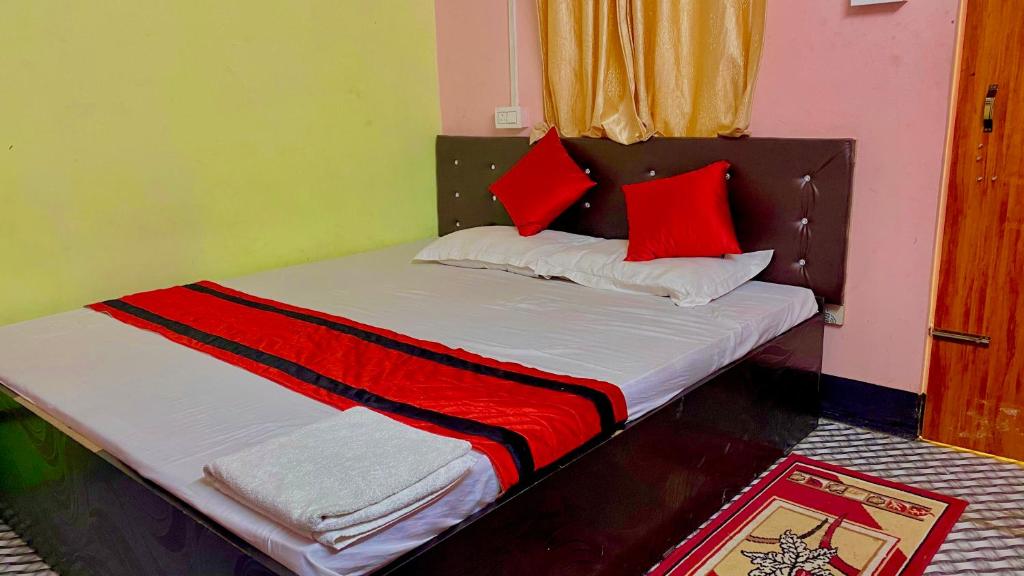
[413,226,601,277]
[536,240,774,307]
[414,225,773,307]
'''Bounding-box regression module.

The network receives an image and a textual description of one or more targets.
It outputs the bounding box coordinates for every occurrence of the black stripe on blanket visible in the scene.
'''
[184,282,619,432]
[100,298,537,479]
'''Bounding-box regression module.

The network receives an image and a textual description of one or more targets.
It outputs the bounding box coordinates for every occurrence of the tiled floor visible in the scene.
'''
[657,420,1024,575]
[3,420,1023,575]
[795,420,1024,574]
[0,524,56,576]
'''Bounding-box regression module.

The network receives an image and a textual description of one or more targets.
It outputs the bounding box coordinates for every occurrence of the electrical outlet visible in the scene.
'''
[495,106,525,129]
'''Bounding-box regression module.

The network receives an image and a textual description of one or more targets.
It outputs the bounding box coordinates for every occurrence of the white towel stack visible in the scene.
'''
[204,407,474,550]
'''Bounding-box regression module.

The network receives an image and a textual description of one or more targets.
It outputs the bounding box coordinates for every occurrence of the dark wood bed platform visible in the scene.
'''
[0,135,853,576]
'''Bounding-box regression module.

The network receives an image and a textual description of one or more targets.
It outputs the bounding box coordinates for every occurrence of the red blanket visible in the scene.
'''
[89,281,627,489]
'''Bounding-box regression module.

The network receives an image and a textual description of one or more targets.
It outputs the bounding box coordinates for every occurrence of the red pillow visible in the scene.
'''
[623,160,741,261]
[489,129,595,236]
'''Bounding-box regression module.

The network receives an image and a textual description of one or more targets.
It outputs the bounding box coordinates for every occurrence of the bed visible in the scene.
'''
[0,135,853,576]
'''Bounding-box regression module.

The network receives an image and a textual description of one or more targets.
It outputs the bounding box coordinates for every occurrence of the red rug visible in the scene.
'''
[651,454,966,576]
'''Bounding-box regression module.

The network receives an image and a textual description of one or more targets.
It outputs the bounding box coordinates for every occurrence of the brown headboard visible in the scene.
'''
[435,136,854,305]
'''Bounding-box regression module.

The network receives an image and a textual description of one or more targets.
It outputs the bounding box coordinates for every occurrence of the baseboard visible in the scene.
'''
[820,374,922,439]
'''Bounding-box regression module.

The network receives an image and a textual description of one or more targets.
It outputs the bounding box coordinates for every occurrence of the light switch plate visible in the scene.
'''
[495,106,525,129]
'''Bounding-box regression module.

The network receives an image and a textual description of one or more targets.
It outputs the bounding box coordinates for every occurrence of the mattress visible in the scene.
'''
[0,239,817,576]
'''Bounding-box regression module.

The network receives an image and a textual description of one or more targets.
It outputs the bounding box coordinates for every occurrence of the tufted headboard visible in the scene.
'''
[435,136,854,306]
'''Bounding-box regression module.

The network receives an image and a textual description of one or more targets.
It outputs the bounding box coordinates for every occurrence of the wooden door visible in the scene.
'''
[923,0,1024,459]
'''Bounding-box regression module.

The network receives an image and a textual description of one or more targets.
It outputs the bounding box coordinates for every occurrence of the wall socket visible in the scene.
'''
[495,106,526,129]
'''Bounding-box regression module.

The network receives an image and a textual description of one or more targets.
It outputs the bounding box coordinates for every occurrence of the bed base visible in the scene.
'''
[0,391,291,576]
[0,314,821,576]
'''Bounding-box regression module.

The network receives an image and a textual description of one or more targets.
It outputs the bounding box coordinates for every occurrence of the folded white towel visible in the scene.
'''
[204,407,474,549]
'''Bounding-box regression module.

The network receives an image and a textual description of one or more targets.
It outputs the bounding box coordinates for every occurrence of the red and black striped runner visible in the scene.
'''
[89,281,627,489]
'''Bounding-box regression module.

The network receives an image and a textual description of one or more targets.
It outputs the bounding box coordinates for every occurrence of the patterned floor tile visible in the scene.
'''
[0,524,56,575]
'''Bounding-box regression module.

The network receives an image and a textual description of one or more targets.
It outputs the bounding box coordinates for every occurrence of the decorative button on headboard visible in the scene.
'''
[435,136,855,306]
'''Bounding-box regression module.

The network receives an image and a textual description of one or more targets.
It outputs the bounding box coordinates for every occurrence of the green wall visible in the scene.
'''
[0,1,440,326]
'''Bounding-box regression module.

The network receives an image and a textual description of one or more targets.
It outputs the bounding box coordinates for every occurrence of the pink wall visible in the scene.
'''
[435,0,542,137]
[434,0,960,392]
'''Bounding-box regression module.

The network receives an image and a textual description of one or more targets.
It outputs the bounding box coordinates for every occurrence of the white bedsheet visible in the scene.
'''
[0,240,817,576]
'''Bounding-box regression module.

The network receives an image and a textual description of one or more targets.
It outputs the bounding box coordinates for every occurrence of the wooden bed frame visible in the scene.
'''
[0,135,854,576]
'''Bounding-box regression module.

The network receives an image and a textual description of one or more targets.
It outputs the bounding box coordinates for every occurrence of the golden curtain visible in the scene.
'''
[534,0,766,144]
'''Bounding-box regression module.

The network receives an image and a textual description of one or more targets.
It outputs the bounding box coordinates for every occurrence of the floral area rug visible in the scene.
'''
[649,454,966,576]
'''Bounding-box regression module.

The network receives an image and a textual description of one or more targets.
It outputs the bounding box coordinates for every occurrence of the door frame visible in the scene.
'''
[921,0,969,397]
